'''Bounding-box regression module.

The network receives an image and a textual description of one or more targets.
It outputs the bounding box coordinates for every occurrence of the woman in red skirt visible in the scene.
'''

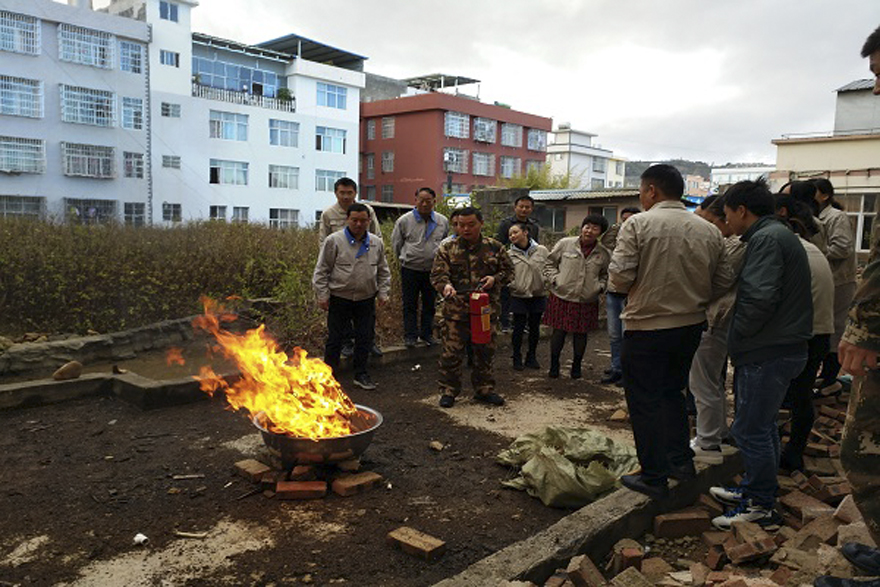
[542,214,611,378]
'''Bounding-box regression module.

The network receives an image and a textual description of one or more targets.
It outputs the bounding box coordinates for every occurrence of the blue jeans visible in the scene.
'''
[606,293,625,373]
[732,352,807,507]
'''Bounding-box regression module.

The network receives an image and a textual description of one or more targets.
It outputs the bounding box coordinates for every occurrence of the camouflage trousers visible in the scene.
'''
[438,318,495,397]
[841,370,880,545]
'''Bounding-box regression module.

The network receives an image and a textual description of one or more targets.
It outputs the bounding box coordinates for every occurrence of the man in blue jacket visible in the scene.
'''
[709,179,812,530]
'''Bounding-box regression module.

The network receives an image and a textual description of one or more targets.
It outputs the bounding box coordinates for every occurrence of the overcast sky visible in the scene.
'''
[153,1,879,164]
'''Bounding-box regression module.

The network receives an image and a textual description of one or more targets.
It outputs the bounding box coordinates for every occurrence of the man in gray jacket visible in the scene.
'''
[313,203,391,390]
[391,187,449,347]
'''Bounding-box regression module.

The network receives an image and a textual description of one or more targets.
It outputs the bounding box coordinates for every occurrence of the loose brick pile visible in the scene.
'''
[233,457,384,500]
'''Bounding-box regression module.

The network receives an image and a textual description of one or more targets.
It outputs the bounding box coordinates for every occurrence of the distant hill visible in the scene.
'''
[625,159,713,182]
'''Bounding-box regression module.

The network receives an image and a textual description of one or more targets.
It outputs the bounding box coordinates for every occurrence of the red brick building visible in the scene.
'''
[359,92,552,203]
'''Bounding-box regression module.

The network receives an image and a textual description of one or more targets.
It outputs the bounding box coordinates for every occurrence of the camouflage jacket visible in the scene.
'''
[842,258,880,351]
[430,235,514,321]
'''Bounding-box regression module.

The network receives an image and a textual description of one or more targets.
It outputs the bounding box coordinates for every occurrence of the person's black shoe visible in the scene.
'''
[779,449,805,474]
[439,395,455,408]
[353,373,377,390]
[620,474,669,500]
[668,461,697,481]
[524,354,541,370]
[420,335,437,347]
[814,577,880,587]
[549,364,560,378]
[404,336,418,349]
[603,367,613,376]
[570,365,582,379]
[341,342,354,359]
[600,371,622,384]
[513,355,524,371]
[841,542,880,575]
[370,343,383,357]
[474,392,505,406]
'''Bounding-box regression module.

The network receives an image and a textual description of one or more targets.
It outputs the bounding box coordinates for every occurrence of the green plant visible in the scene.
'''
[276,87,292,102]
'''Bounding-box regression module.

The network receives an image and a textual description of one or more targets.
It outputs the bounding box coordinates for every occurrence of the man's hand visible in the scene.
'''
[478,275,496,291]
[317,299,329,311]
[838,339,879,376]
[443,284,457,298]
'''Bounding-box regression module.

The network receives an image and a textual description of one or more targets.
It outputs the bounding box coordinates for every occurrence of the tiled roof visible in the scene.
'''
[529,188,639,201]
[836,79,875,92]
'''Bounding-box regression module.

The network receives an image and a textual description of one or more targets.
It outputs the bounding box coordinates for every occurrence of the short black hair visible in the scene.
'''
[621,206,640,217]
[862,25,880,58]
[724,178,775,218]
[707,195,727,219]
[788,181,819,215]
[514,195,535,206]
[449,208,462,219]
[700,195,719,210]
[457,206,483,223]
[334,177,357,192]
[416,187,436,198]
[812,178,834,197]
[775,196,818,237]
[582,214,609,233]
[346,202,370,217]
[641,164,684,199]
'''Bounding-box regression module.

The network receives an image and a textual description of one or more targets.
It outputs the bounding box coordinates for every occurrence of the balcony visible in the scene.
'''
[191,83,296,113]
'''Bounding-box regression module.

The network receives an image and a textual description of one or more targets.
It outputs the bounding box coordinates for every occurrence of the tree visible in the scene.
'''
[500,164,584,190]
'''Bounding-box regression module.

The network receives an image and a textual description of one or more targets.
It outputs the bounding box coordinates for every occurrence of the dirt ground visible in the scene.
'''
[0,332,632,586]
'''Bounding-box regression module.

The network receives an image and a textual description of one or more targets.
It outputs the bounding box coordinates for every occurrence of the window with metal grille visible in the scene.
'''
[444,112,469,138]
[123,151,144,178]
[0,75,42,118]
[209,205,226,220]
[527,129,547,151]
[473,118,496,143]
[472,152,495,177]
[315,126,346,153]
[162,202,181,222]
[501,123,523,147]
[363,186,376,201]
[159,49,179,67]
[381,117,395,139]
[61,142,115,178]
[269,208,298,228]
[161,102,181,118]
[65,198,116,224]
[159,1,179,22]
[317,82,347,109]
[162,155,181,169]
[232,206,249,223]
[209,159,248,185]
[0,136,45,174]
[365,154,374,179]
[121,97,143,130]
[124,202,145,226]
[500,156,520,179]
[1,11,40,55]
[443,147,468,173]
[60,85,116,127]
[269,119,298,147]
[315,169,344,192]
[526,160,543,173]
[381,151,394,173]
[269,164,299,189]
[0,195,43,218]
[119,40,143,73]
[381,185,394,203]
[209,110,247,141]
[366,119,375,140]
[592,157,607,173]
[58,24,114,69]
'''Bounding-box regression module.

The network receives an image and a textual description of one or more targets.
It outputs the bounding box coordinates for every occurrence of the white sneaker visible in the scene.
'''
[709,485,743,506]
[692,445,723,465]
[712,499,784,531]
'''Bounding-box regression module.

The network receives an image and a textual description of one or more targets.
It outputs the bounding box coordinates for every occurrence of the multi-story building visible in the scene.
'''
[545,124,622,190]
[710,164,774,194]
[359,76,552,203]
[683,174,710,201]
[606,156,627,188]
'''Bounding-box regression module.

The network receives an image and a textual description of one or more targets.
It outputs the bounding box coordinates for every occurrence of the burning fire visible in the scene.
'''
[181,298,357,440]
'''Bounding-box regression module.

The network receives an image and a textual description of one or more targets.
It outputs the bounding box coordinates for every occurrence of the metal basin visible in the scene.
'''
[252,404,383,468]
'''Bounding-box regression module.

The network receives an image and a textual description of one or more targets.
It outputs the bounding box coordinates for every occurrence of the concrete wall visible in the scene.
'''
[834,89,880,133]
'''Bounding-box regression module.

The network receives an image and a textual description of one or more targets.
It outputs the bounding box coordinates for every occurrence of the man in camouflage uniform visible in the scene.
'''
[431,206,513,408]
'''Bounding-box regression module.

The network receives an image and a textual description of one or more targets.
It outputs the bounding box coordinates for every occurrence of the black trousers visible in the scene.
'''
[622,323,703,485]
[324,295,376,377]
[401,267,436,340]
[783,334,830,461]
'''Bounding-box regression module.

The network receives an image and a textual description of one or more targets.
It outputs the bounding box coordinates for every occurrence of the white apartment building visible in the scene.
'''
[710,164,775,193]
[545,124,623,189]
[1,0,366,226]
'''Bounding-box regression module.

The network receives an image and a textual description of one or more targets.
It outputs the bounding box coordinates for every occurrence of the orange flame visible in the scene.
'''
[166,347,185,366]
[192,298,357,440]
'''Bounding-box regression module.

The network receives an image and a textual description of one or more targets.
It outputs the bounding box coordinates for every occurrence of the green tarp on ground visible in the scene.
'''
[496,426,639,508]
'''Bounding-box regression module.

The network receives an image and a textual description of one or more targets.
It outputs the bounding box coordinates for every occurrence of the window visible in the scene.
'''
[1,11,40,55]
[162,202,182,223]
[591,178,605,190]
[119,41,143,73]
[269,164,299,189]
[270,208,298,228]
[209,159,248,185]
[209,205,226,220]
[59,24,113,69]
[269,119,298,147]
[65,198,117,225]
[124,202,145,227]
[0,136,45,174]
[317,82,347,109]
[501,123,522,147]
[161,102,181,118]
[315,126,346,153]
[192,56,281,98]
[363,186,376,201]
[209,110,248,141]
[162,155,181,169]
[526,160,543,173]
[0,195,43,218]
[839,194,877,252]
[366,119,376,140]
[381,185,394,203]
[444,111,469,138]
[123,152,144,178]
[381,151,394,173]
[159,1,179,22]
[445,183,467,195]
[0,75,42,118]
[500,156,520,179]
[381,117,395,139]
[316,169,344,192]
[62,142,115,178]
[60,85,116,127]
[592,157,607,173]
[365,154,375,180]
[616,161,625,175]
[443,148,468,173]
[472,152,495,177]
[160,49,179,68]
[527,129,547,151]
[232,206,249,223]
[121,97,144,130]
[589,206,618,226]
[473,118,496,143]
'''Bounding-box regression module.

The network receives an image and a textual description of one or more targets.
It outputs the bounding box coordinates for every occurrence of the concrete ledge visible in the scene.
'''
[0,373,112,410]
[433,455,743,587]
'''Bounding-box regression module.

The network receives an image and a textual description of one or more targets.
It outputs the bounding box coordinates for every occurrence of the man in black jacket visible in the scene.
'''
[709,179,812,530]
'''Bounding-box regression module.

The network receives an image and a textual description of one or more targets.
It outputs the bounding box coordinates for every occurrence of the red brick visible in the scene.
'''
[275,480,327,500]
[724,538,776,564]
[565,554,605,587]
[804,443,830,457]
[386,526,446,561]
[233,459,273,483]
[690,562,710,586]
[337,458,361,472]
[641,557,674,578]
[544,572,569,587]
[769,566,792,585]
[834,495,863,524]
[288,465,316,481]
[792,515,841,546]
[780,490,830,518]
[717,579,748,587]
[780,509,803,530]
[802,505,835,525]
[731,521,771,543]
[705,545,727,570]
[654,509,712,538]
[699,494,725,517]
[828,482,851,499]
[331,471,383,496]
[260,470,286,490]
[706,571,730,585]
[702,531,731,547]
[610,567,652,587]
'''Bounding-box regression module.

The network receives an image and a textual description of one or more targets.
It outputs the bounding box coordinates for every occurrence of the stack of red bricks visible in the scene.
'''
[233,457,384,500]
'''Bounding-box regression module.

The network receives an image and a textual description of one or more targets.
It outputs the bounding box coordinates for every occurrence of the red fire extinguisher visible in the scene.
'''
[469,292,492,344]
